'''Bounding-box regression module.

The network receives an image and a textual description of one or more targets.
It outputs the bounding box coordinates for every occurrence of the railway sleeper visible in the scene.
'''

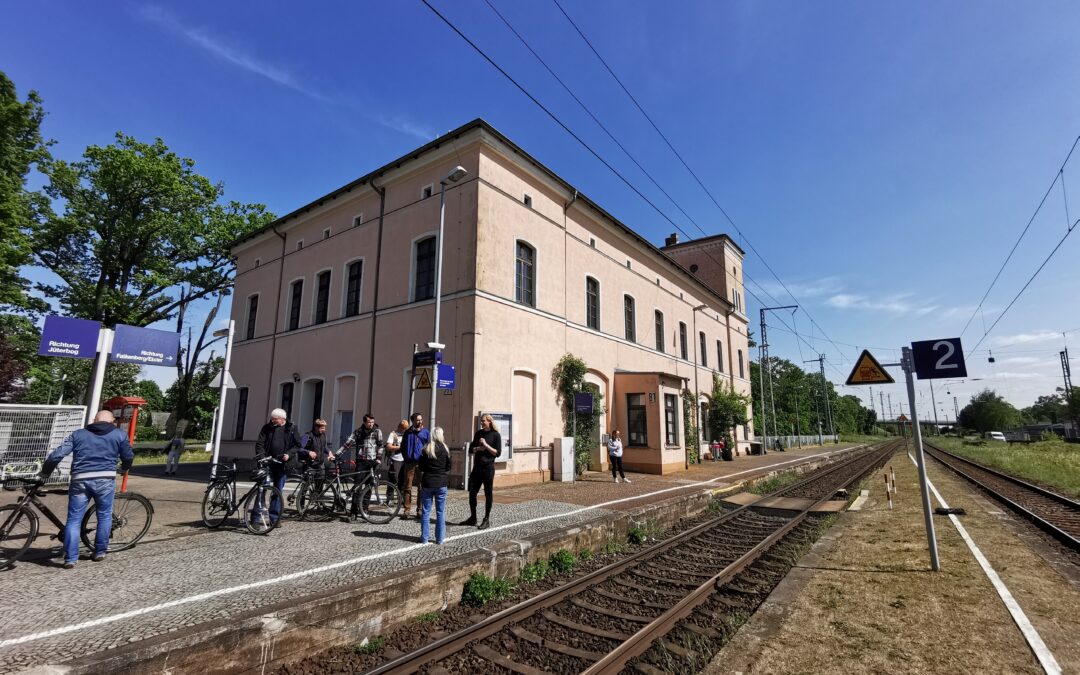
[570,596,653,623]
[592,586,671,610]
[509,625,607,662]
[540,611,631,641]
[611,576,685,598]
[472,643,552,675]
[630,568,704,588]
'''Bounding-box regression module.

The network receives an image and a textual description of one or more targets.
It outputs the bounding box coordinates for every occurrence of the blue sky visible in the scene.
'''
[4,1,1080,413]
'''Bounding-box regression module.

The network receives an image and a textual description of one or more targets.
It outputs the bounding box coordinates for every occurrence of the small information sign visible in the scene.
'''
[574,392,594,415]
[911,338,967,380]
[845,350,895,385]
[436,364,456,390]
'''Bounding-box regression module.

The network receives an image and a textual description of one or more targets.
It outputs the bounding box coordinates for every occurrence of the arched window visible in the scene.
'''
[624,295,636,342]
[585,277,600,330]
[654,310,664,352]
[699,331,707,367]
[515,241,535,307]
[414,236,436,301]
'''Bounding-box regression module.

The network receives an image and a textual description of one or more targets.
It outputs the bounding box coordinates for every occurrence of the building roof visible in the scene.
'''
[230,118,741,316]
[661,232,746,256]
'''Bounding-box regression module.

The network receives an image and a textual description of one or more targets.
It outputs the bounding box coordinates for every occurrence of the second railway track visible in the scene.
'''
[365,439,903,675]
[923,442,1080,552]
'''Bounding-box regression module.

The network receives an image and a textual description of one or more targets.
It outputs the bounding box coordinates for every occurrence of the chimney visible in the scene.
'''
[664,233,679,247]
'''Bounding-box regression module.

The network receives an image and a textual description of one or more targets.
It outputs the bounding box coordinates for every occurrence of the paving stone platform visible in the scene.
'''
[0,442,859,673]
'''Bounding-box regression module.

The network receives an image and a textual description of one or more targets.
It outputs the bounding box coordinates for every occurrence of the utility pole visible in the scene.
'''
[879,390,885,422]
[804,354,835,442]
[929,379,940,435]
[759,305,797,452]
[953,395,960,420]
[1062,347,1076,438]
[888,393,894,420]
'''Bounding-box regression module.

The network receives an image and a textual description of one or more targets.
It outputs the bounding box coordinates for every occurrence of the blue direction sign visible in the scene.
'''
[109,324,180,367]
[413,349,443,368]
[37,315,101,359]
[911,338,967,380]
[436,364,456,390]
[574,392,594,415]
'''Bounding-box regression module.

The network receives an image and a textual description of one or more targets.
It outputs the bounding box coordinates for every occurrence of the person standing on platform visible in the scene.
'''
[385,419,408,486]
[399,413,429,520]
[299,419,328,473]
[418,426,451,545]
[38,410,134,568]
[163,435,184,475]
[254,408,302,527]
[459,413,501,529]
[607,430,629,483]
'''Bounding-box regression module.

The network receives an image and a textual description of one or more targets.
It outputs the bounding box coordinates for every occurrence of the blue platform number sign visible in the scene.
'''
[436,364,456,390]
[109,324,180,367]
[911,338,967,380]
[38,315,101,359]
[574,392,594,416]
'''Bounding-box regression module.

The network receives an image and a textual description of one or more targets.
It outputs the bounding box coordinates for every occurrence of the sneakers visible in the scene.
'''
[623,478,632,483]
[63,562,76,570]
[614,476,620,483]
[91,554,106,562]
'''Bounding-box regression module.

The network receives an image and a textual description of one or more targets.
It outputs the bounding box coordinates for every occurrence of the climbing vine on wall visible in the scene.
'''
[551,353,605,474]
[682,388,699,464]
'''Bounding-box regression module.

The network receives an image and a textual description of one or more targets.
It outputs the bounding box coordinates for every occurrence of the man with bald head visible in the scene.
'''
[40,410,135,568]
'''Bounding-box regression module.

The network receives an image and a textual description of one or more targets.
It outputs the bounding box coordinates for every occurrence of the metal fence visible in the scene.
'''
[0,404,87,485]
[768,434,839,450]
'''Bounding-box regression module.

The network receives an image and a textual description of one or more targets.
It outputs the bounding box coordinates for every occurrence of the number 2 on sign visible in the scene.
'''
[933,340,958,370]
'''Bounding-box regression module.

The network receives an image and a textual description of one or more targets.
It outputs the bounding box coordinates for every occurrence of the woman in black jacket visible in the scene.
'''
[418,427,452,544]
[459,413,501,530]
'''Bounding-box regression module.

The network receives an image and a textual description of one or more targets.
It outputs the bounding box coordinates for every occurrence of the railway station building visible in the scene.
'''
[221,119,753,484]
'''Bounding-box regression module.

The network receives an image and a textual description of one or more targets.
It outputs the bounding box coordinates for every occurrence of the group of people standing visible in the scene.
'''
[253,409,502,545]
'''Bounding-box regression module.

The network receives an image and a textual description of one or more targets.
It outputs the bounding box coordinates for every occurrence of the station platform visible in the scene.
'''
[0,442,858,674]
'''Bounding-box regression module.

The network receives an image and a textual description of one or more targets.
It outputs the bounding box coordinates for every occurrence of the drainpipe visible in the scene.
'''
[265,225,287,425]
[366,176,387,413]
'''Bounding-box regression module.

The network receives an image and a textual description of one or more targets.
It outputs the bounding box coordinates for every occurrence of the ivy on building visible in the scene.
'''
[706,374,751,453]
[551,353,605,474]
[682,388,699,464]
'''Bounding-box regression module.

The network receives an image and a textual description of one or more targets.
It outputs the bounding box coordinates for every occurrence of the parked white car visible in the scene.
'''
[985,431,1007,442]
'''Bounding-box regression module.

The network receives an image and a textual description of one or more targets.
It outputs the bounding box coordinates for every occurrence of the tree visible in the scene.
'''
[958,389,1020,433]
[707,374,751,449]
[34,133,273,326]
[1022,393,1067,424]
[135,380,165,411]
[165,357,222,439]
[0,71,51,313]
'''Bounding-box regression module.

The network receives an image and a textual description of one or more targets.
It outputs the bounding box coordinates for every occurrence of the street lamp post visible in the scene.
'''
[210,320,235,478]
[429,166,468,433]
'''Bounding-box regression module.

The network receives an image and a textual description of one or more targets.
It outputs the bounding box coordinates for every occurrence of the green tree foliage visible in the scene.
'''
[135,379,166,411]
[0,71,51,313]
[958,389,1021,433]
[749,357,876,437]
[35,133,273,326]
[165,356,222,438]
[0,314,39,400]
[1021,392,1067,424]
[706,374,751,451]
[551,353,605,474]
[682,388,699,463]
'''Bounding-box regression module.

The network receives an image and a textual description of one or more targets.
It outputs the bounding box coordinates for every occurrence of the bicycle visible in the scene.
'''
[298,462,401,524]
[0,472,153,568]
[200,456,283,535]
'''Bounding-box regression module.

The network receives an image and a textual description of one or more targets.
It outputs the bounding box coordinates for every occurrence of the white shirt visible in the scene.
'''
[607,438,623,458]
[387,430,404,462]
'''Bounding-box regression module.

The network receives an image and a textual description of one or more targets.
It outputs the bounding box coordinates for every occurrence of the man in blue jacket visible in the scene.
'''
[40,410,134,568]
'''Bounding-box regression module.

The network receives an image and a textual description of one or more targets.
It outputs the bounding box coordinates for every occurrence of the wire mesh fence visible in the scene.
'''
[0,405,87,485]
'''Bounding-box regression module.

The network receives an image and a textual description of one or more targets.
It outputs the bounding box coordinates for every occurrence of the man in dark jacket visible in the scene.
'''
[398,413,430,520]
[40,410,134,568]
[254,408,302,525]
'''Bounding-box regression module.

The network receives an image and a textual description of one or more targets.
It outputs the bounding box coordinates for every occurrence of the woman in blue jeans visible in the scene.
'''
[418,427,452,544]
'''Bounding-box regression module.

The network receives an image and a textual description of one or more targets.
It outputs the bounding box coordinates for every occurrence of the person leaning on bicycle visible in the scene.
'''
[334,414,384,510]
[38,410,134,569]
[254,408,303,527]
[299,418,331,475]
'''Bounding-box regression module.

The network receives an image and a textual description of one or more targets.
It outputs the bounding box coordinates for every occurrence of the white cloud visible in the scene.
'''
[375,115,435,142]
[139,5,333,103]
[826,293,938,316]
[990,331,1062,347]
[757,276,844,302]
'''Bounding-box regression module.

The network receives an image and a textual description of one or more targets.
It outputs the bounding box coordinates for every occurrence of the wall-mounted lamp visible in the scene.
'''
[292,372,301,383]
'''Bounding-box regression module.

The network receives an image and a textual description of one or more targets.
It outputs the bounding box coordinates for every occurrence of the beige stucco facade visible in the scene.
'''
[222,120,753,483]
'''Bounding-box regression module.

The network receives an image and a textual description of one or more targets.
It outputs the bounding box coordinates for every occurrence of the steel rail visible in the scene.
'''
[583,441,899,674]
[924,442,1080,551]
[365,440,900,675]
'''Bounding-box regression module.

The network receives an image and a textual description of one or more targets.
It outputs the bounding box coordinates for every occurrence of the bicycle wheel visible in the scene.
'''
[0,505,38,568]
[201,482,232,528]
[359,480,402,524]
[82,492,154,552]
[242,484,282,535]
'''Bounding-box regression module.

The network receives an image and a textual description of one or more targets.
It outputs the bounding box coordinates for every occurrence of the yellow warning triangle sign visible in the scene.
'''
[416,368,432,390]
[845,349,895,385]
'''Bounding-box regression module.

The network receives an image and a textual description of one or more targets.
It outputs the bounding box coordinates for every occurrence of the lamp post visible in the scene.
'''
[691,304,708,468]
[210,320,235,478]
[429,165,468,433]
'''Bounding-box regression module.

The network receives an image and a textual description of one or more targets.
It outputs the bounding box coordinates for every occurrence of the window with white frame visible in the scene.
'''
[624,295,635,342]
[699,331,707,367]
[345,260,363,317]
[421,184,433,199]
[245,295,258,340]
[353,213,363,228]
[314,270,331,324]
[679,322,688,360]
[654,310,664,352]
[288,280,303,330]
[515,241,535,307]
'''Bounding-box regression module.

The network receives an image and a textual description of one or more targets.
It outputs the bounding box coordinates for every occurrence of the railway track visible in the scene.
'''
[366,439,902,675]
[923,442,1080,552]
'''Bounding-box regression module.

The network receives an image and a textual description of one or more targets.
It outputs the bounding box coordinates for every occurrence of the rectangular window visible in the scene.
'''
[254,258,260,268]
[245,295,258,340]
[310,381,323,425]
[624,295,635,342]
[700,403,709,440]
[280,382,294,421]
[627,394,648,447]
[654,311,664,352]
[314,270,331,324]
[523,193,532,208]
[717,340,724,372]
[699,331,707,367]
[234,387,248,441]
[323,228,331,240]
[586,277,600,330]
[515,242,535,306]
[421,184,433,199]
[288,280,303,330]
[353,214,363,228]
[345,260,363,317]
[679,322,688,360]
[664,394,678,445]
[296,239,304,251]
[414,237,436,301]
[738,350,745,378]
